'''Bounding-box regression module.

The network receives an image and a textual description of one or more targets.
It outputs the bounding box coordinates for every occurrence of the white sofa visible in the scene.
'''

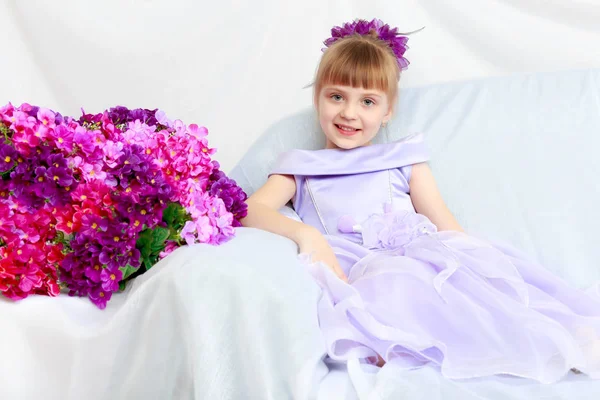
[2,68,600,399]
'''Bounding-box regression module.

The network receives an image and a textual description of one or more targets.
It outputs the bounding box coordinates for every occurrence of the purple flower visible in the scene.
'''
[107,106,130,125]
[78,110,103,125]
[47,166,73,187]
[125,247,142,268]
[84,263,103,283]
[0,143,17,173]
[98,248,114,266]
[89,285,112,309]
[322,18,412,70]
[47,153,68,170]
[80,214,109,237]
[114,146,142,177]
[24,105,40,117]
[100,267,122,292]
[61,254,78,272]
[107,106,158,126]
[208,166,248,226]
[129,108,158,126]
[54,112,64,125]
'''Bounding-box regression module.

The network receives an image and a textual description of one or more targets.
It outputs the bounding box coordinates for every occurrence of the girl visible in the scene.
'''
[241,18,600,383]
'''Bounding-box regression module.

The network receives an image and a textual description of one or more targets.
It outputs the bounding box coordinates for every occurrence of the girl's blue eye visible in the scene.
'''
[363,99,375,106]
[331,94,343,101]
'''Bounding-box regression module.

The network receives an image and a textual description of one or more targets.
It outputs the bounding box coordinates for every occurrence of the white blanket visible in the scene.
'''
[1,229,327,400]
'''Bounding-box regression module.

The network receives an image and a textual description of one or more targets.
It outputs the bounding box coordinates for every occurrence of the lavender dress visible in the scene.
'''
[271,133,600,383]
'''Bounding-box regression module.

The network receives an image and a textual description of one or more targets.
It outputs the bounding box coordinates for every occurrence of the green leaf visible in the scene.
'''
[162,202,191,231]
[162,203,179,226]
[147,226,169,255]
[136,229,154,258]
[119,281,127,292]
[152,226,170,245]
[119,264,138,280]
[143,257,153,271]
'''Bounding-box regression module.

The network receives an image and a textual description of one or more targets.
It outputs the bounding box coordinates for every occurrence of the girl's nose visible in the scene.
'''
[340,103,357,120]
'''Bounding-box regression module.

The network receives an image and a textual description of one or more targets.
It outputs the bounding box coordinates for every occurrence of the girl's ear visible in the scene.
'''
[383,107,393,125]
[383,93,397,124]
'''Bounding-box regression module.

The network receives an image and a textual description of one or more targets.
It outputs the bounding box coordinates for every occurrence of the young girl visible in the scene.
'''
[241,18,600,383]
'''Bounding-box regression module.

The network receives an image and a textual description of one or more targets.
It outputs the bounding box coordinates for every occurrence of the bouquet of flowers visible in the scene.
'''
[0,103,247,308]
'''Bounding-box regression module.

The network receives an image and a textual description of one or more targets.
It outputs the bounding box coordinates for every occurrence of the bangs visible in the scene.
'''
[315,37,399,102]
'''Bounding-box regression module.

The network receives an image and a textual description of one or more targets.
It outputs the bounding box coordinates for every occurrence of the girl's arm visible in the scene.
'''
[409,163,464,232]
[241,174,348,281]
[241,174,312,243]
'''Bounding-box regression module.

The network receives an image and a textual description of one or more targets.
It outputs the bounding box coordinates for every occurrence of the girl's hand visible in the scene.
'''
[298,226,348,283]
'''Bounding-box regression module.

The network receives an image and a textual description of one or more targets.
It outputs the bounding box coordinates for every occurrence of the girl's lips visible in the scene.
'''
[335,124,360,136]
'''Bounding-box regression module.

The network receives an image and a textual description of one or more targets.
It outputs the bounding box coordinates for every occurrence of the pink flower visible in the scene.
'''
[123,120,155,145]
[0,102,15,117]
[180,220,197,246]
[172,120,187,135]
[37,107,56,129]
[188,124,208,139]
[13,243,36,263]
[155,110,172,127]
[18,229,41,244]
[159,240,179,259]
[195,215,214,242]
[103,140,124,168]
[153,148,171,169]
[77,160,107,182]
[18,267,43,292]
[10,110,36,132]
[10,124,41,154]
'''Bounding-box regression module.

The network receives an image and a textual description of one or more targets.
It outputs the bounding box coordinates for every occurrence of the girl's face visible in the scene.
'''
[317,85,392,149]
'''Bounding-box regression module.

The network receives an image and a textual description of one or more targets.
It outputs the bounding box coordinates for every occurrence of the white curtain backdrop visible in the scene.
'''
[2,0,600,171]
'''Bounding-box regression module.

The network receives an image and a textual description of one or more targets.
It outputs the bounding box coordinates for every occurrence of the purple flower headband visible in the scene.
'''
[322,18,423,70]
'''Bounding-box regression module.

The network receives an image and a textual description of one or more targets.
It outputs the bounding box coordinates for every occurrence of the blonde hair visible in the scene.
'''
[313,33,400,109]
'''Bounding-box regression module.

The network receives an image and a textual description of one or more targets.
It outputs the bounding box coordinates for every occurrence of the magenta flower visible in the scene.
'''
[51,125,75,152]
[73,126,96,156]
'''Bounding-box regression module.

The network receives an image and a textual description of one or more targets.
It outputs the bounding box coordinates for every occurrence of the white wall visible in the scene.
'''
[2,0,600,171]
